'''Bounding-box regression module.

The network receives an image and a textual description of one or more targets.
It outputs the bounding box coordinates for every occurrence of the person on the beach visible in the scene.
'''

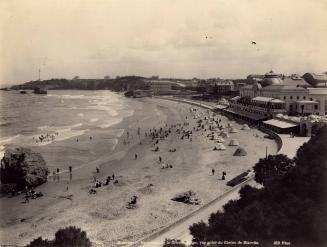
[112,173,115,180]
[222,171,226,180]
[135,153,138,160]
[56,168,60,182]
[159,156,162,163]
[212,168,215,176]
[24,192,29,203]
[69,166,72,174]
[96,167,100,173]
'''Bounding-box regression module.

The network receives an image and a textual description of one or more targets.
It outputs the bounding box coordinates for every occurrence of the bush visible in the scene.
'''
[26,237,51,247]
[53,226,91,247]
[26,226,92,247]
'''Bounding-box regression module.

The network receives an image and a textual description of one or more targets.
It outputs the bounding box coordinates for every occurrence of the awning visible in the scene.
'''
[296,100,318,104]
[263,119,298,129]
[230,96,240,101]
[223,108,266,121]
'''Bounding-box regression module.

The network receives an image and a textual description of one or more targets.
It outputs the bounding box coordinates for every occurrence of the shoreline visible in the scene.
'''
[0,97,277,246]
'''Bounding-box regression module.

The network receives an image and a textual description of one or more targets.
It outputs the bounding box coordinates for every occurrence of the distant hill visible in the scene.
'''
[9,76,149,92]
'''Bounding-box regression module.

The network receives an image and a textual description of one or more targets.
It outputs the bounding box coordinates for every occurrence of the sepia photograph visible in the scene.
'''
[0,0,326,246]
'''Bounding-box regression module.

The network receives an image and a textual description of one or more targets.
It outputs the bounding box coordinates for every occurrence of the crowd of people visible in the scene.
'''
[33,132,59,144]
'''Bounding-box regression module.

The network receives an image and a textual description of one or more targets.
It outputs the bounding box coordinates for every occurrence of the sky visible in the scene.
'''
[1,0,327,86]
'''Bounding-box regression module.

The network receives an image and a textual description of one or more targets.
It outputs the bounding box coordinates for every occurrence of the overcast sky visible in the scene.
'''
[1,0,327,86]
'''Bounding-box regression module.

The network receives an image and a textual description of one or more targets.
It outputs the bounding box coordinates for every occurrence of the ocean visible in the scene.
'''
[0,90,134,162]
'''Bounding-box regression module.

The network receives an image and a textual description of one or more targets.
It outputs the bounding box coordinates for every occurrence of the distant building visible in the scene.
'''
[222,71,327,134]
[147,80,186,95]
[197,79,235,95]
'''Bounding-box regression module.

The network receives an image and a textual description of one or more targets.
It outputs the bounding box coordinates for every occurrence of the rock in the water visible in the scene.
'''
[0,147,49,190]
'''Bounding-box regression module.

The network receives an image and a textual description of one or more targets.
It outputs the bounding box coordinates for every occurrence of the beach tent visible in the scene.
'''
[219,123,226,129]
[215,143,226,150]
[210,134,219,140]
[219,131,227,136]
[229,127,238,133]
[229,139,239,146]
[216,137,225,143]
[233,147,247,156]
[220,132,229,138]
[241,124,251,130]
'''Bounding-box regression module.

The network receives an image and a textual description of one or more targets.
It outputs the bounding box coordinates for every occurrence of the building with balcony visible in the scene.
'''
[221,71,327,134]
[238,71,327,116]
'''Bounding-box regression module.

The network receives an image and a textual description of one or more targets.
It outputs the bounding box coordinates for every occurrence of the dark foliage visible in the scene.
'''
[26,226,92,247]
[26,237,52,247]
[253,154,294,186]
[189,127,327,246]
[53,226,92,247]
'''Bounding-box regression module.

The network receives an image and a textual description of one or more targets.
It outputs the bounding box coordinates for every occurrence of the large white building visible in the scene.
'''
[238,71,327,116]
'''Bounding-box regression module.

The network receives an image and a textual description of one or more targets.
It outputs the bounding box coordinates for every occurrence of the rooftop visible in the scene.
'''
[252,96,285,103]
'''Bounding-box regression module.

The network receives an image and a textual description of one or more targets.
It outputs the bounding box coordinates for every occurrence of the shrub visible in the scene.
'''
[26,237,51,247]
[53,226,92,247]
[26,226,92,247]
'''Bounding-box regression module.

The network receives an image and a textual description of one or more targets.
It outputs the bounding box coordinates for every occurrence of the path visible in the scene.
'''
[278,134,310,158]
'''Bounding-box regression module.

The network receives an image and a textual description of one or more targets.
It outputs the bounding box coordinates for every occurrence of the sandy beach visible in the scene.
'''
[0,97,277,246]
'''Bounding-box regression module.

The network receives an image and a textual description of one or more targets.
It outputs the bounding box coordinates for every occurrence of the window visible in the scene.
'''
[303,96,306,100]
[283,96,286,100]
[310,98,313,101]
[297,96,299,100]
[315,105,318,110]
[290,96,293,100]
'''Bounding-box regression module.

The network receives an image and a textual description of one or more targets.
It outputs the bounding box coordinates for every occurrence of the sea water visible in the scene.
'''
[0,90,134,159]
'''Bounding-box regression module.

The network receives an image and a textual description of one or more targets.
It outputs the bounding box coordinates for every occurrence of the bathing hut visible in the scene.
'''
[220,132,229,138]
[215,143,226,150]
[216,137,225,143]
[219,123,226,129]
[233,147,247,156]
[229,139,239,146]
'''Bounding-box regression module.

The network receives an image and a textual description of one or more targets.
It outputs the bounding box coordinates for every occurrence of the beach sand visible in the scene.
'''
[0,98,277,246]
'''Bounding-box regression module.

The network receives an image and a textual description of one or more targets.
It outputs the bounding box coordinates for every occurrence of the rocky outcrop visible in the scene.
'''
[0,147,49,190]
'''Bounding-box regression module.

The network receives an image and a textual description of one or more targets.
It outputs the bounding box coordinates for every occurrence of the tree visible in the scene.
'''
[26,226,92,247]
[53,226,92,247]
[26,237,52,247]
[253,154,293,186]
